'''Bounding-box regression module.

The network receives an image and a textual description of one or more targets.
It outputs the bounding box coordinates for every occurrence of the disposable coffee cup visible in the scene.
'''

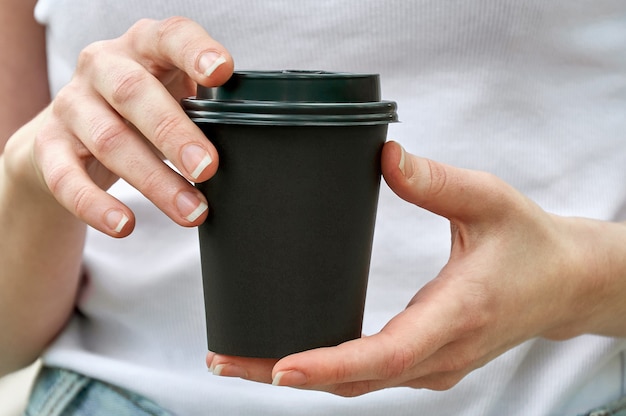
[182,70,397,358]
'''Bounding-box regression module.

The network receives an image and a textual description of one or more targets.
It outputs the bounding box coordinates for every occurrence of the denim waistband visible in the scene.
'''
[578,396,626,416]
[24,366,173,416]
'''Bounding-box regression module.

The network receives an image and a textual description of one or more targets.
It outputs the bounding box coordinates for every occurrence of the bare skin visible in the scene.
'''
[0,11,233,375]
[1,8,625,399]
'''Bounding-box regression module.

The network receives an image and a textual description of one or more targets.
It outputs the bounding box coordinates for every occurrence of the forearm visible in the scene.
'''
[0,112,86,376]
[0,0,49,146]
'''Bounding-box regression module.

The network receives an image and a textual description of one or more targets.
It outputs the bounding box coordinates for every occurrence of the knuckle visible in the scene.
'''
[128,18,156,34]
[127,17,199,73]
[45,161,76,198]
[328,360,350,383]
[136,167,166,194]
[33,128,54,156]
[88,118,128,156]
[44,164,93,214]
[51,86,75,117]
[474,171,507,199]
[155,16,192,46]
[153,16,201,69]
[151,113,183,147]
[76,40,107,73]
[123,18,156,50]
[72,184,97,219]
[424,158,448,198]
[110,68,149,106]
[380,344,416,380]
[51,83,91,127]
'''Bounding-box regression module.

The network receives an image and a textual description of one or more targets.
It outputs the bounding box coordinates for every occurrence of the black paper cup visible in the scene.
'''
[183,71,397,358]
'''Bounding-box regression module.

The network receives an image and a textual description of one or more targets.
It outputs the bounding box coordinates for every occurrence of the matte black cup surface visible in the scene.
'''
[183,71,397,358]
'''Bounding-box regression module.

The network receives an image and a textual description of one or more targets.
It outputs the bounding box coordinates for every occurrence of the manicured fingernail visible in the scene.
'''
[176,191,208,222]
[105,209,129,234]
[197,52,227,77]
[213,364,248,379]
[182,144,212,180]
[272,370,307,387]
[212,363,225,376]
[207,352,216,371]
[398,145,407,177]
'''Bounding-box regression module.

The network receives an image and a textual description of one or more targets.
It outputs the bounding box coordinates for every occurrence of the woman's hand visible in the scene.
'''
[205,141,626,396]
[0,15,234,375]
[6,16,233,237]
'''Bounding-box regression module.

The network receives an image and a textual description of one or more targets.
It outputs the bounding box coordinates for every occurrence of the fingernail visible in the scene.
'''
[197,51,227,77]
[213,364,248,379]
[182,144,212,180]
[207,352,216,371]
[398,145,407,177]
[176,191,208,222]
[272,370,307,387]
[105,209,129,234]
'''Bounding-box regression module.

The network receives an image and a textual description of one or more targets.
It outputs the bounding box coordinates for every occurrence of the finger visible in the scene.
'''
[272,337,488,397]
[381,141,523,223]
[269,276,486,388]
[269,327,488,397]
[53,88,209,227]
[34,125,135,237]
[77,50,218,184]
[126,17,234,87]
[271,310,444,388]
[206,352,277,384]
[301,369,468,397]
[75,16,234,184]
[287,369,465,397]
[268,333,418,397]
[204,322,432,389]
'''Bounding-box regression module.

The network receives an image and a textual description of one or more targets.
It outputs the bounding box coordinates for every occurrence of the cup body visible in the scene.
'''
[183,71,397,358]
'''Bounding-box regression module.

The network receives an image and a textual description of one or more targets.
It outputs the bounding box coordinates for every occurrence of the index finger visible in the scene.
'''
[79,17,234,183]
[127,16,234,86]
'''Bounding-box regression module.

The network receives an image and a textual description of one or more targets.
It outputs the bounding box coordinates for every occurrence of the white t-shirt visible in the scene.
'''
[34,1,626,414]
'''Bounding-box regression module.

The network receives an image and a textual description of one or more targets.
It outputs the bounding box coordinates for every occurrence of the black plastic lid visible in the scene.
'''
[182,70,398,126]
[200,70,382,103]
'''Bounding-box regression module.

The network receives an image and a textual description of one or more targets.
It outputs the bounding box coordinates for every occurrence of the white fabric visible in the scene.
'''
[34,1,626,415]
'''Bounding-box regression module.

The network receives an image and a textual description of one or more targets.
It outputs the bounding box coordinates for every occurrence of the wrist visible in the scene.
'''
[542,215,626,339]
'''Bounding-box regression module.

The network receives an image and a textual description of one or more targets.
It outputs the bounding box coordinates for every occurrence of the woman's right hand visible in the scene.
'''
[6,16,234,237]
[2,16,234,373]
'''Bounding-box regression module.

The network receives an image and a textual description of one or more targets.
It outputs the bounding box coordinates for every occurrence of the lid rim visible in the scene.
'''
[182,98,397,113]
[184,109,398,126]
[187,118,396,126]
[183,98,398,126]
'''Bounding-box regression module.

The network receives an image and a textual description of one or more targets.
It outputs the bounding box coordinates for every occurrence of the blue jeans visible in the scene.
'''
[24,367,173,416]
[578,397,626,416]
[24,366,626,416]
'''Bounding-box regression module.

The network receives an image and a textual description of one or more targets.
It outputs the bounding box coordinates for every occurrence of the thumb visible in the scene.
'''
[381,141,515,222]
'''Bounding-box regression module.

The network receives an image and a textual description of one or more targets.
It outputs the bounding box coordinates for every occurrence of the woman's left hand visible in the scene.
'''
[205,141,626,397]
